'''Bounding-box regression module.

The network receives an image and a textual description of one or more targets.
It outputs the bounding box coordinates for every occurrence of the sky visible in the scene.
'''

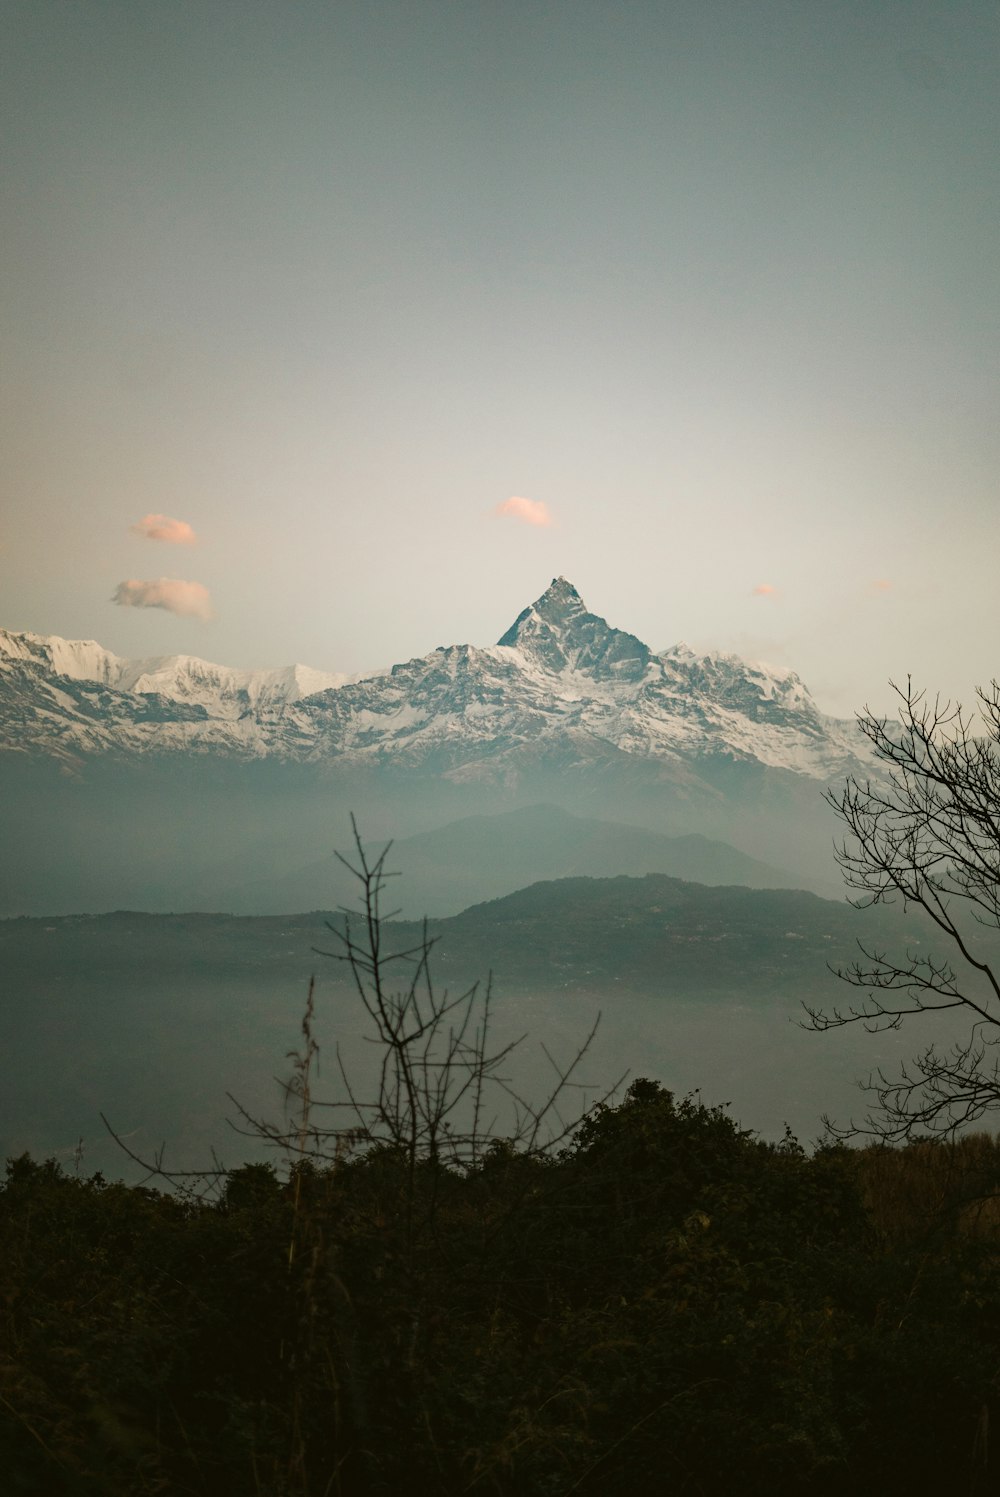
[2,0,998,716]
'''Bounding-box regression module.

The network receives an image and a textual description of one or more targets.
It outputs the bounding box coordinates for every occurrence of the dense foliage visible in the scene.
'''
[4,1085,1000,1495]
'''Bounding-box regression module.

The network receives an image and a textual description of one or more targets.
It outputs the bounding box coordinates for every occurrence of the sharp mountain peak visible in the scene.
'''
[497,577,650,680]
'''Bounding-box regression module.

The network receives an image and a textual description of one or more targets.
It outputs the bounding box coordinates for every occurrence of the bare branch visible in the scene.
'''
[809,679,1000,1137]
[102,817,620,1216]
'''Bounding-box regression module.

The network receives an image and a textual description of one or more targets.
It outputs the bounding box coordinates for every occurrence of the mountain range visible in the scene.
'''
[0,578,866,780]
[0,580,868,913]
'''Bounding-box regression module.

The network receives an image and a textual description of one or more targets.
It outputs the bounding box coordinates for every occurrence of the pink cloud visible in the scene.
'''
[112,578,213,620]
[496,495,552,528]
[130,513,197,545]
[752,583,778,597]
[871,578,892,591]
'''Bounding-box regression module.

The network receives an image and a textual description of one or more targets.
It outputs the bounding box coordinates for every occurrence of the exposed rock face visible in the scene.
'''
[498,576,650,680]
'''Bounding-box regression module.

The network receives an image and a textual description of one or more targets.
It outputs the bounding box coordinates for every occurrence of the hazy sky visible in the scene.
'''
[2,0,998,714]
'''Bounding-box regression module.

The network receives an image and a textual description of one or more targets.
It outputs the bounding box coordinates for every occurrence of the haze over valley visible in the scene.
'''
[1,874,979,1174]
[0,577,975,1162]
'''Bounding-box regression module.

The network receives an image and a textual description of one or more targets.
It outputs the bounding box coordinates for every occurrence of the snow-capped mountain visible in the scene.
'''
[0,628,346,709]
[0,580,866,779]
[0,629,350,763]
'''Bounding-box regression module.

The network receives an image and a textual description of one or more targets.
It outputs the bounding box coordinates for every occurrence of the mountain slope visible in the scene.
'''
[218,803,807,915]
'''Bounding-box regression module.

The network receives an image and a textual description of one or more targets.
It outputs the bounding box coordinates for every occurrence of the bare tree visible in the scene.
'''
[230,817,619,1226]
[804,679,1000,1139]
[105,818,618,1207]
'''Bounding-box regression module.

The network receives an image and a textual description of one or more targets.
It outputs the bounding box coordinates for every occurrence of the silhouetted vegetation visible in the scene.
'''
[5,1104,1000,1494]
[7,819,1000,1495]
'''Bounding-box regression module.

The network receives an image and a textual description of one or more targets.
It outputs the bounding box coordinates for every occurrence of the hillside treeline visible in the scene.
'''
[4,1084,1000,1496]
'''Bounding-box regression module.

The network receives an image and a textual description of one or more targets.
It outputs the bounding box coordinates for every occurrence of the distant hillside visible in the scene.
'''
[1,871,909,1003]
[406,873,913,999]
[216,803,816,915]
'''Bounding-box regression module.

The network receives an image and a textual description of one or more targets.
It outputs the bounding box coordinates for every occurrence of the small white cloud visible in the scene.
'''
[112,578,213,620]
[130,513,197,545]
[752,583,777,597]
[496,495,552,528]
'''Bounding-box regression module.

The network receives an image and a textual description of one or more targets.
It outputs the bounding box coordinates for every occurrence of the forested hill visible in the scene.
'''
[0,872,939,1003]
